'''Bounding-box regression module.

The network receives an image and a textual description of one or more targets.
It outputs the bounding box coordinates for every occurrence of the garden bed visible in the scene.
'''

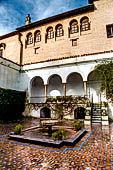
[9,127,87,148]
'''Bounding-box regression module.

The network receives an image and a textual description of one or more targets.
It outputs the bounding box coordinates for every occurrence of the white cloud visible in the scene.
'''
[0,3,21,35]
[0,0,88,36]
[31,0,88,21]
[0,24,11,36]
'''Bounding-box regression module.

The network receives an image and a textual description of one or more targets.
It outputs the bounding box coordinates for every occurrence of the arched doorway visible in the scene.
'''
[30,76,45,103]
[40,107,51,118]
[47,74,63,97]
[74,107,86,119]
[66,72,84,96]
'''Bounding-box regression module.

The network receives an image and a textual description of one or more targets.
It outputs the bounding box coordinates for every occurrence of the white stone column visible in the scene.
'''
[45,84,47,100]
[63,83,66,96]
[84,81,87,96]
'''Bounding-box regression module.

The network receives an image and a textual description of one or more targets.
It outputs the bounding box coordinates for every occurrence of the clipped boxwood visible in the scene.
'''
[52,129,67,140]
[14,124,23,135]
[72,121,83,131]
[0,88,26,121]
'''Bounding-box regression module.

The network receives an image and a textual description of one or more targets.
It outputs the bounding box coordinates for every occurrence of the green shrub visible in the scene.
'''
[14,124,23,135]
[40,122,43,127]
[23,115,35,119]
[103,101,108,107]
[0,88,26,121]
[72,121,83,131]
[52,129,67,140]
[109,117,113,122]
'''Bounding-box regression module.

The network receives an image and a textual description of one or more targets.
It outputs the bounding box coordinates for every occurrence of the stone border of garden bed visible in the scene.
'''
[9,128,87,148]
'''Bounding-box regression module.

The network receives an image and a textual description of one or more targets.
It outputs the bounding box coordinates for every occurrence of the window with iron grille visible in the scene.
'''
[0,50,3,57]
[56,25,63,37]
[70,21,78,34]
[35,31,41,42]
[81,17,90,31]
[27,33,33,44]
[47,27,54,39]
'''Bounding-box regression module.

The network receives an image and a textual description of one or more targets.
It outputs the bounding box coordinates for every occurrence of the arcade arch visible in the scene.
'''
[66,72,84,96]
[87,71,101,102]
[30,76,45,103]
[47,74,63,97]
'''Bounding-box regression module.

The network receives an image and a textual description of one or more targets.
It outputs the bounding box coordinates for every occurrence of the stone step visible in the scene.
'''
[92,113,101,115]
[92,122,102,124]
[93,109,101,111]
[92,118,101,121]
[92,114,101,116]
[92,120,101,123]
[93,108,101,110]
[93,113,101,115]
[92,115,101,118]
[93,106,101,109]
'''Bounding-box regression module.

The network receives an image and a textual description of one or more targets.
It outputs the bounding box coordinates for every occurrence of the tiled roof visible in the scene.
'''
[0,56,20,66]
[0,31,18,40]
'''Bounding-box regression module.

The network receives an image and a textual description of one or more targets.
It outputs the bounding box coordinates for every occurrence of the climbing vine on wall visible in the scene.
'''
[46,96,89,119]
[94,61,113,103]
[0,88,26,121]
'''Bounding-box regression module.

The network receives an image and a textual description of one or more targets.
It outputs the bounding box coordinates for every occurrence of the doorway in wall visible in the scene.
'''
[74,107,86,119]
[40,107,51,118]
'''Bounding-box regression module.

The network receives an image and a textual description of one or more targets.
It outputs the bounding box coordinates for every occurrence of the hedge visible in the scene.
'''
[0,88,26,121]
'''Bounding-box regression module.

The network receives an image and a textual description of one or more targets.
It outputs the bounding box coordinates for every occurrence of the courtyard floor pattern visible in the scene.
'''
[0,122,113,169]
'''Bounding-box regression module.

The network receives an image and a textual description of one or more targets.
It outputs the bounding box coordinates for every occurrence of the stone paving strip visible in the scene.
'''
[0,124,113,169]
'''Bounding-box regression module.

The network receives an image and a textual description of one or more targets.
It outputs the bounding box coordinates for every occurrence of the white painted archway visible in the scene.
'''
[47,74,63,97]
[30,76,45,103]
[87,71,101,102]
[66,72,84,96]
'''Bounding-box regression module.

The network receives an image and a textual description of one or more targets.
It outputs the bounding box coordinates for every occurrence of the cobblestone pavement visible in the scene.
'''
[0,120,113,170]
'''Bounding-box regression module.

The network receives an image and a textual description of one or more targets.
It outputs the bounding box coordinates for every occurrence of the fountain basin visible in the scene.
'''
[9,127,87,148]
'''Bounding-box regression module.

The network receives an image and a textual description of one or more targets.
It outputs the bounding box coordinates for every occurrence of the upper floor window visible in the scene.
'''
[70,20,78,34]
[106,24,113,38]
[47,27,54,39]
[80,17,90,31]
[56,24,64,37]
[35,47,39,54]
[0,50,3,57]
[72,39,77,46]
[27,32,33,45]
[35,30,41,42]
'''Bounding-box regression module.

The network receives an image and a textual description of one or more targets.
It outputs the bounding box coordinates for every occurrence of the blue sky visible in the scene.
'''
[0,0,88,36]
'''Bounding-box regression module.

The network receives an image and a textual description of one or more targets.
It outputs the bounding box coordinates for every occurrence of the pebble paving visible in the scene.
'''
[0,120,113,170]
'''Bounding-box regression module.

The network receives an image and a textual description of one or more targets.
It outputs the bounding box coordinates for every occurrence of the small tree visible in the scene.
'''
[94,61,113,103]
